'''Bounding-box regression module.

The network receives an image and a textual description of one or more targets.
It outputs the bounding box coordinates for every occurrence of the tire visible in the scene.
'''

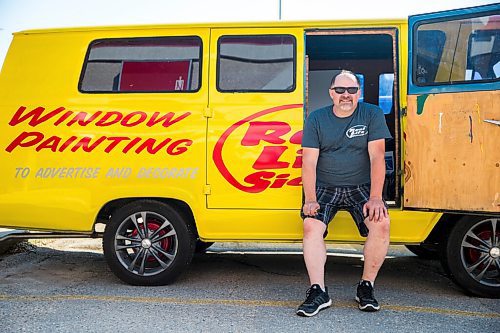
[195,240,214,253]
[440,216,500,298]
[103,200,196,286]
[405,244,439,260]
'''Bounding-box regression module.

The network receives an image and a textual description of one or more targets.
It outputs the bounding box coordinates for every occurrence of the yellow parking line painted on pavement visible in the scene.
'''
[383,304,500,318]
[0,294,498,319]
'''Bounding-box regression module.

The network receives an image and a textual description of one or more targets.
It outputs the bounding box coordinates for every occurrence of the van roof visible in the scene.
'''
[15,18,407,35]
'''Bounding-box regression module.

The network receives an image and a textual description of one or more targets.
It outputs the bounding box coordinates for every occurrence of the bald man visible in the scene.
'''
[297,70,391,316]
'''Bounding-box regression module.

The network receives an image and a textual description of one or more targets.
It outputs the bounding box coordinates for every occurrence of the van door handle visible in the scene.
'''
[484,119,500,126]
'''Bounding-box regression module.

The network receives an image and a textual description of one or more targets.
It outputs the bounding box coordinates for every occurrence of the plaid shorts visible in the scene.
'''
[301,184,387,237]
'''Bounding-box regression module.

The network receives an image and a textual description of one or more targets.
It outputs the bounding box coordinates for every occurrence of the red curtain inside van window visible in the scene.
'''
[119,61,191,91]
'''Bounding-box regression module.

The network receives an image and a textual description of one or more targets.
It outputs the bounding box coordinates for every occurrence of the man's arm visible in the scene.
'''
[364,139,387,222]
[302,147,320,216]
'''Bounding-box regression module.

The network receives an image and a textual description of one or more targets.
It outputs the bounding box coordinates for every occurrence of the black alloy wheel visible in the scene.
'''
[103,200,195,285]
[441,216,500,298]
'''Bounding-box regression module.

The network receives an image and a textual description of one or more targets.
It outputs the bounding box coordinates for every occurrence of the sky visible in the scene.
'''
[0,0,496,69]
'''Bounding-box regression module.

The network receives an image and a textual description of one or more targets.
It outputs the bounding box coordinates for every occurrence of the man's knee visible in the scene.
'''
[365,216,390,236]
[303,218,326,238]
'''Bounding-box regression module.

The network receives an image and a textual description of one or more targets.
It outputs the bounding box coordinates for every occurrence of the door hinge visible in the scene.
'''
[203,107,213,118]
[401,107,407,117]
[203,184,211,195]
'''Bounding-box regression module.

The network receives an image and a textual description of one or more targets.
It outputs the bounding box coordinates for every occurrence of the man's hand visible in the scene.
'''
[303,201,320,217]
[362,198,387,222]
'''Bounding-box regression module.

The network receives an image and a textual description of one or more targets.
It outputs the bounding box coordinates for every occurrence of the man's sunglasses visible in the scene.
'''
[330,86,359,94]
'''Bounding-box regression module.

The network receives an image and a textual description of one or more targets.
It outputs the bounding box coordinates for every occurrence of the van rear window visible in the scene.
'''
[79,37,202,93]
[217,35,296,92]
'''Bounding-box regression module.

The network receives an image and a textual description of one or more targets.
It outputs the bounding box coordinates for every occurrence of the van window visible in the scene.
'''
[414,13,500,86]
[414,30,446,85]
[217,35,295,92]
[356,74,365,103]
[379,73,394,114]
[80,36,202,93]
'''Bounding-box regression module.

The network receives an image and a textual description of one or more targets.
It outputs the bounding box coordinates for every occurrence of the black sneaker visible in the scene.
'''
[355,280,380,312]
[296,284,332,317]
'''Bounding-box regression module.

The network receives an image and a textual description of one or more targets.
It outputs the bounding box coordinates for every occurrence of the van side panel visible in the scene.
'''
[198,209,440,243]
[0,28,210,231]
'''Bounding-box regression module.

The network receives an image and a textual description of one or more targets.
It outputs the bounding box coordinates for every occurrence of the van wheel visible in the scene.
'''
[405,244,439,260]
[103,200,195,286]
[440,216,500,298]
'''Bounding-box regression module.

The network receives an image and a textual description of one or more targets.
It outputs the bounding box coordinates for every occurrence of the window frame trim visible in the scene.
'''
[216,34,297,93]
[78,35,203,94]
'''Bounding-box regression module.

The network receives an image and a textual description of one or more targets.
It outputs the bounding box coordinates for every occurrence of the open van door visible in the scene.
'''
[405,4,500,213]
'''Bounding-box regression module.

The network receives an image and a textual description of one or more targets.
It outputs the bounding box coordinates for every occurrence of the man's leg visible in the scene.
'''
[355,215,390,312]
[297,217,331,317]
[303,217,327,288]
[362,216,390,282]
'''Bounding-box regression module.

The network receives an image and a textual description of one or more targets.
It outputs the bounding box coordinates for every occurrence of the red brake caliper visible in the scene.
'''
[466,229,496,272]
[130,219,170,263]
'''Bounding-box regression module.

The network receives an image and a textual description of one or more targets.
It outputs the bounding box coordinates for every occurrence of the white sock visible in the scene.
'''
[360,280,374,287]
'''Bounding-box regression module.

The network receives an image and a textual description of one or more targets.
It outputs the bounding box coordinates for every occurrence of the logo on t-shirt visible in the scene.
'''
[346,125,368,138]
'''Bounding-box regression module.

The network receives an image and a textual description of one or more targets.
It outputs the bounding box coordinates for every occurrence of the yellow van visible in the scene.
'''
[0,4,498,297]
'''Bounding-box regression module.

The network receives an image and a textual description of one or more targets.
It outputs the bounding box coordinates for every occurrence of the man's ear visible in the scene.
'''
[329,90,335,100]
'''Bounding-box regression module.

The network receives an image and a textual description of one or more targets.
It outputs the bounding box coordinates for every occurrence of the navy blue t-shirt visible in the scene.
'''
[302,102,392,187]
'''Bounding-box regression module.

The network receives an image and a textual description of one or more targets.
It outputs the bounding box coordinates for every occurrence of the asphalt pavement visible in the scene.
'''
[0,240,499,332]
